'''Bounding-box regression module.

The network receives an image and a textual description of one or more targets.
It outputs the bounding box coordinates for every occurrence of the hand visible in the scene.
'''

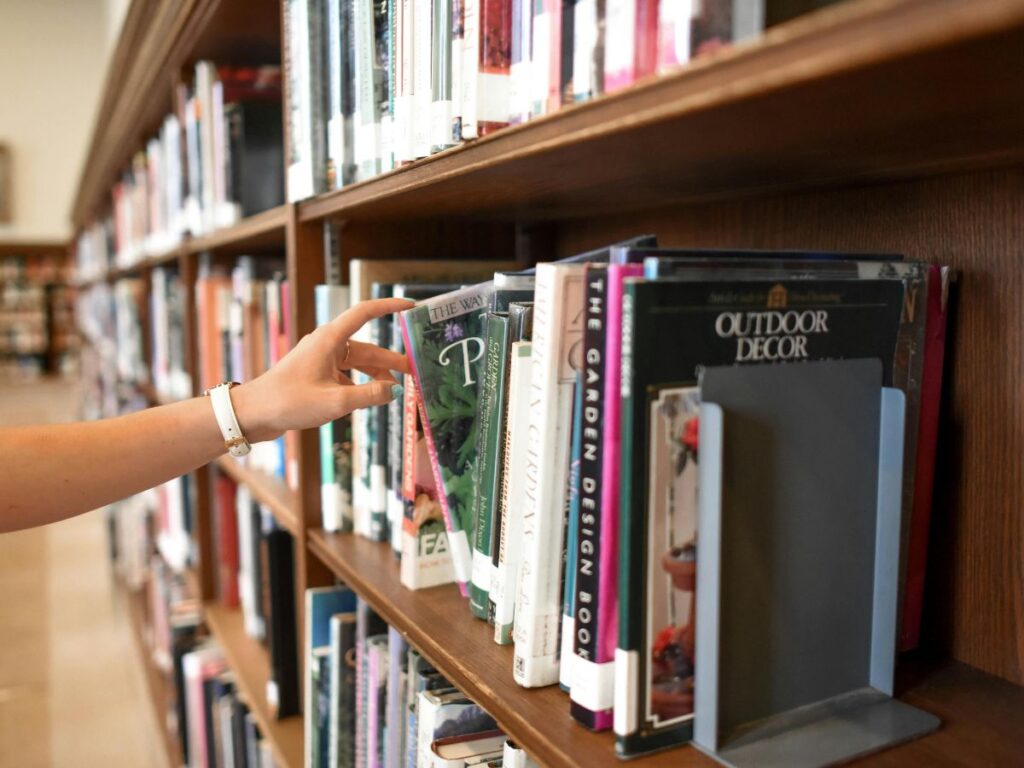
[231,297,414,442]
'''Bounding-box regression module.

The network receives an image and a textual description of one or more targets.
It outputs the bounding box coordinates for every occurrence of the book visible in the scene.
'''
[571,0,602,101]
[614,276,904,757]
[502,739,540,767]
[328,612,359,768]
[224,99,285,217]
[462,0,512,138]
[394,0,416,164]
[431,0,457,152]
[285,0,329,201]
[386,628,410,768]
[429,731,505,767]
[559,372,584,690]
[413,0,433,157]
[401,282,496,595]
[493,338,532,645]
[350,260,515,541]
[366,634,390,768]
[416,690,498,768]
[602,0,657,94]
[316,284,355,532]
[509,0,532,123]
[305,586,357,768]
[264,517,300,719]
[468,311,511,619]
[355,599,389,767]
[407,651,454,768]
[214,473,240,607]
[513,261,588,687]
[369,282,397,542]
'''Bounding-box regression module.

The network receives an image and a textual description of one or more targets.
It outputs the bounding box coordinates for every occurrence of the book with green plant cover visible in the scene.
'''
[469,311,511,619]
[401,282,495,596]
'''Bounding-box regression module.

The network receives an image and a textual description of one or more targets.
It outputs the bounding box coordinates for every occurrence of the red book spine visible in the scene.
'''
[634,0,659,81]
[479,0,513,135]
[216,474,240,607]
[545,0,563,114]
[402,374,419,503]
[899,265,950,650]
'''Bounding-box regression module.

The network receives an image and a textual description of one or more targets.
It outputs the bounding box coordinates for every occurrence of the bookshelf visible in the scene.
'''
[70,0,1024,766]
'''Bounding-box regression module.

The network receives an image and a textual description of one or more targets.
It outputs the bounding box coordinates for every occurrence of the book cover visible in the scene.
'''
[469,312,511,619]
[328,612,358,768]
[316,284,355,533]
[493,338,532,645]
[401,282,496,595]
[350,260,515,540]
[614,277,904,757]
[305,586,357,768]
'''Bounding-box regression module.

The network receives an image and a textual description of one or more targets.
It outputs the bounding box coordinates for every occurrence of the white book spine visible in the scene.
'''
[513,264,585,686]
[603,0,635,92]
[494,342,532,643]
[317,284,351,531]
[460,0,479,139]
[327,0,345,187]
[572,0,600,100]
[396,0,416,164]
[530,8,550,117]
[413,0,434,156]
[354,0,380,179]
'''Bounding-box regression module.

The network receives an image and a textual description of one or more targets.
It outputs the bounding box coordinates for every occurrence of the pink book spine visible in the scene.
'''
[594,264,642,721]
[400,314,471,596]
[367,646,382,768]
[899,265,950,650]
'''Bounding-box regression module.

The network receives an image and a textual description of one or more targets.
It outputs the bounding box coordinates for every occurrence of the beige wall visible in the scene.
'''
[0,0,112,241]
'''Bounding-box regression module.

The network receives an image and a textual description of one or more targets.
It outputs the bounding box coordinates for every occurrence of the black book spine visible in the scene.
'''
[369,283,393,542]
[266,527,299,717]
[570,265,607,728]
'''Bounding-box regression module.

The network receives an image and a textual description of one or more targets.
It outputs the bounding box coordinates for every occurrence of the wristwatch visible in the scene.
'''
[204,381,251,457]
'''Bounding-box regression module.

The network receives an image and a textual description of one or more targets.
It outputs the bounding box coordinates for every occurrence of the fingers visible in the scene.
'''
[338,379,401,414]
[340,339,411,374]
[328,298,415,344]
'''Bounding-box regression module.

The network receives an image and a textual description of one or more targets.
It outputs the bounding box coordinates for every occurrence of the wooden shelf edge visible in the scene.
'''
[120,581,185,768]
[307,530,1024,767]
[296,0,1024,224]
[215,454,301,537]
[203,602,304,768]
[183,205,290,255]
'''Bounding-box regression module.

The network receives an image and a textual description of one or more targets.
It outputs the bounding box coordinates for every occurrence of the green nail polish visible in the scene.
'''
[391,383,404,400]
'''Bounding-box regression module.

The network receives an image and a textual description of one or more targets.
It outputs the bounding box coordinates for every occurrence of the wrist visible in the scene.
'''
[229,381,281,444]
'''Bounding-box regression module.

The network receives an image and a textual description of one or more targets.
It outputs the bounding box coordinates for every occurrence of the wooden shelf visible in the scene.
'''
[298,0,1024,224]
[308,530,1024,767]
[183,205,289,256]
[203,602,303,768]
[122,582,185,768]
[215,454,301,537]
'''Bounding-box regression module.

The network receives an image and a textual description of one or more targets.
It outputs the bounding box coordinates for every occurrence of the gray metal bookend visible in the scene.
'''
[693,358,939,768]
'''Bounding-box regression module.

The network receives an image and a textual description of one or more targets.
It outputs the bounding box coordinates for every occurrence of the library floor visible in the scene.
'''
[0,380,167,768]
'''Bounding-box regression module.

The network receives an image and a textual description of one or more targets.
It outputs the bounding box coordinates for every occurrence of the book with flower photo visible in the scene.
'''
[400,282,495,596]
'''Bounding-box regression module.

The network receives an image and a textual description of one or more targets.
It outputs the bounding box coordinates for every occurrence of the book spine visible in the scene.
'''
[354,0,381,179]
[493,342,532,643]
[559,0,575,104]
[383,0,397,172]
[396,0,416,164]
[899,265,950,650]
[327,0,346,188]
[559,373,584,690]
[469,313,510,619]
[602,0,635,93]
[598,266,641,721]
[369,288,393,542]
[529,0,549,117]
[634,0,658,82]
[656,0,690,72]
[477,0,513,134]
[571,0,601,100]
[545,0,563,114]
[451,0,465,142]
[430,0,455,151]
[570,266,612,729]
[413,0,434,156]
[388,320,407,554]
[513,263,584,687]
[460,0,480,138]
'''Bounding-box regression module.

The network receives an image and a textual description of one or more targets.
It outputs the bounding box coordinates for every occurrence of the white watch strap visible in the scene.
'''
[209,383,251,457]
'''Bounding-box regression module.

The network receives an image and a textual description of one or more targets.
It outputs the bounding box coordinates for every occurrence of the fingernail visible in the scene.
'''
[391,383,404,401]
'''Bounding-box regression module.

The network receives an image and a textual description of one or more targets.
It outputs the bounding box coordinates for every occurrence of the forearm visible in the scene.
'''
[0,394,231,532]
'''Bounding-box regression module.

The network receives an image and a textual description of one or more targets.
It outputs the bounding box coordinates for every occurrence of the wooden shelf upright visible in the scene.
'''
[70,0,1024,766]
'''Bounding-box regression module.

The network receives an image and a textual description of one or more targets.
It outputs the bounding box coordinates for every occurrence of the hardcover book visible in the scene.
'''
[401,282,496,595]
[305,586,357,768]
[431,0,457,151]
[462,0,512,138]
[416,691,498,768]
[614,277,904,757]
[328,612,358,768]
[355,600,388,767]
[264,519,299,719]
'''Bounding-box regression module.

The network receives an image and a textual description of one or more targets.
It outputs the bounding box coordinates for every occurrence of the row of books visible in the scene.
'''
[76,62,285,276]
[212,472,301,721]
[284,0,835,200]
[304,584,540,768]
[196,255,298,486]
[316,242,950,757]
[151,266,194,402]
[0,255,77,375]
